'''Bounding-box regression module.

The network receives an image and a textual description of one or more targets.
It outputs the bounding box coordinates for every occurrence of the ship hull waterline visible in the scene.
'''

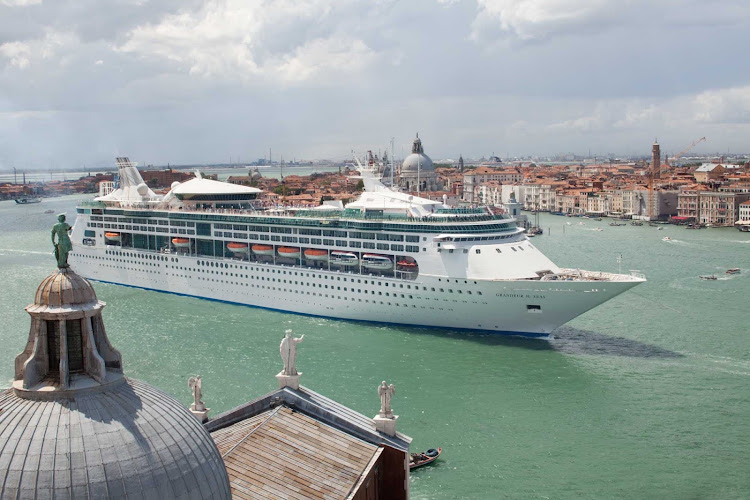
[70,252,642,337]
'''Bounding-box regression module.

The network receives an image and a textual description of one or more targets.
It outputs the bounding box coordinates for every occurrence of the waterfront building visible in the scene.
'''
[462,166,522,203]
[737,200,750,230]
[520,182,557,212]
[697,192,750,226]
[398,134,442,193]
[475,180,503,206]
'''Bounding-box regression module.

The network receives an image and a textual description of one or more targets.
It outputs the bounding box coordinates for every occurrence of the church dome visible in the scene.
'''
[0,378,231,499]
[401,134,434,173]
[33,268,98,308]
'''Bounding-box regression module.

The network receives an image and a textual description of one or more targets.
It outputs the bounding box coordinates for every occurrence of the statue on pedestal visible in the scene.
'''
[280,330,304,376]
[188,375,205,411]
[51,214,72,269]
[378,381,396,418]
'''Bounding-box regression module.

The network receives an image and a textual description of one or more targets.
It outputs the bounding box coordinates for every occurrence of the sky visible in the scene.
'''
[0,0,749,170]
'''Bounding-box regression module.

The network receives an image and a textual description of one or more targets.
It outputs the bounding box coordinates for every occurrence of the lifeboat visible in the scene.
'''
[104,232,121,242]
[330,251,359,266]
[226,242,249,254]
[362,253,393,270]
[251,244,274,256]
[304,248,328,262]
[172,237,190,248]
[277,246,301,259]
[397,259,418,269]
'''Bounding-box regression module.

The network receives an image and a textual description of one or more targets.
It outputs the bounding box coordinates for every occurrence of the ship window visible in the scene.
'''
[476,249,481,254]
[527,305,541,312]
[512,247,517,252]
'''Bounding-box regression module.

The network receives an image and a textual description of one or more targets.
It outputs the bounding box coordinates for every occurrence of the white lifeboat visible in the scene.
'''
[227,242,249,254]
[105,232,121,243]
[251,244,274,256]
[361,253,393,270]
[304,248,328,261]
[172,237,190,248]
[278,246,301,259]
[330,251,359,266]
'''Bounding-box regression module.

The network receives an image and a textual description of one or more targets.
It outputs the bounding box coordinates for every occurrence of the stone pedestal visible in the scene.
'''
[373,414,398,437]
[190,403,210,423]
[276,372,301,390]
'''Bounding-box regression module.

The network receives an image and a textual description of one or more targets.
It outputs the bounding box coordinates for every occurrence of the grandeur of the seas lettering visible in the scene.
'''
[496,293,546,299]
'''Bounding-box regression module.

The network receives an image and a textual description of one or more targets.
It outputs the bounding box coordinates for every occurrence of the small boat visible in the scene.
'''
[104,232,121,242]
[329,251,358,266]
[361,253,392,270]
[699,275,717,281]
[593,228,603,232]
[277,246,301,259]
[15,197,41,204]
[594,218,603,221]
[657,227,663,231]
[630,221,643,226]
[410,448,441,470]
[662,236,672,241]
[172,237,191,248]
[226,242,249,254]
[609,222,625,227]
[726,268,741,275]
[303,248,328,261]
[251,244,274,256]
[44,209,55,214]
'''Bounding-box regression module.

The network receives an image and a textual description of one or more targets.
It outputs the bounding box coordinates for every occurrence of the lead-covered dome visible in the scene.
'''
[0,378,231,499]
[401,134,434,173]
[33,268,98,308]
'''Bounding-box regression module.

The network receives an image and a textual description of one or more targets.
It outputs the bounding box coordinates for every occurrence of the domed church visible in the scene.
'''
[0,267,231,499]
[398,134,442,192]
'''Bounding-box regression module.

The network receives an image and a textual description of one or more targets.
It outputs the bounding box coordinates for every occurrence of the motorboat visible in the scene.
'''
[361,253,393,270]
[726,268,741,275]
[104,232,121,243]
[329,251,358,266]
[410,448,441,470]
[699,275,717,281]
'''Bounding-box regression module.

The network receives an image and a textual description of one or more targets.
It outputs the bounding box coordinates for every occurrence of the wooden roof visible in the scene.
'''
[212,406,380,499]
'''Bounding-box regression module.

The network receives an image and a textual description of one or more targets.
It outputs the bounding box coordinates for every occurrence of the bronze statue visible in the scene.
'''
[51,214,72,268]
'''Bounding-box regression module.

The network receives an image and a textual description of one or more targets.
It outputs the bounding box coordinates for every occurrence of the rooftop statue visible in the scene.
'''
[51,213,72,268]
[378,381,396,418]
[188,375,206,412]
[280,329,304,376]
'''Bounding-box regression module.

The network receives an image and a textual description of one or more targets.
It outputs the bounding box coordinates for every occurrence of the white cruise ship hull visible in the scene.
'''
[69,247,641,336]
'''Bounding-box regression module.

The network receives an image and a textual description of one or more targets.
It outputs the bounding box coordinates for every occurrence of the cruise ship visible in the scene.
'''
[68,157,645,336]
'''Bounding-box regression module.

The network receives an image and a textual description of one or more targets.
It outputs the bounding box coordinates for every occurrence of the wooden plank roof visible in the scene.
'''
[212,406,379,499]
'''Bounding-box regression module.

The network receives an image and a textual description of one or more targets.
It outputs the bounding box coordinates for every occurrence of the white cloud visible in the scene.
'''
[692,86,750,124]
[117,0,379,84]
[1,0,42,6]
[0,31,78,70]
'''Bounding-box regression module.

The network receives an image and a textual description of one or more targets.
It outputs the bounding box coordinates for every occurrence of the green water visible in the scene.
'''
[1,198,749,499]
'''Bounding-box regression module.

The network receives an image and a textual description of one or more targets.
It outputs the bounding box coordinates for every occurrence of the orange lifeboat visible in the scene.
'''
[172,237,190,248]
[397,259,418,269]
[277,246,301,259]
[303,248,328,262]
[104,232,121,242]
[251,244,274,256]
[226,242,249,254]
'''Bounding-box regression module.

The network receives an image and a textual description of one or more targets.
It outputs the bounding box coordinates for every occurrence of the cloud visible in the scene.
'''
[117,0,380,85]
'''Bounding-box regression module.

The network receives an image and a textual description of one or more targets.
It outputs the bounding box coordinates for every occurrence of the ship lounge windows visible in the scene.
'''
[527,305,541,313]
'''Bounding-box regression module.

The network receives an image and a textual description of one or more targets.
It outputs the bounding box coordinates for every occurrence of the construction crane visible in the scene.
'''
[669,137,706,164]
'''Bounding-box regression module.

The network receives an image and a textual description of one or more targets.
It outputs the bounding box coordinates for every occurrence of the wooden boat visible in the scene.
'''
[726,268,740,275]
[226,242,249,254]
[361,253,392,270]
[251,244,274,256]
[303,248,328,261]
[409,448,441,470]
[699,275,717,281]
[172,237,191,248]
[277,246,301,259]
[104,232,121,242]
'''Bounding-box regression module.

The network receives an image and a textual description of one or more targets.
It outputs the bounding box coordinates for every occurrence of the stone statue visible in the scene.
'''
[51,214,72,268]
[279,330,304,376]
[378,381,396,418]
[188,375,205,411]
